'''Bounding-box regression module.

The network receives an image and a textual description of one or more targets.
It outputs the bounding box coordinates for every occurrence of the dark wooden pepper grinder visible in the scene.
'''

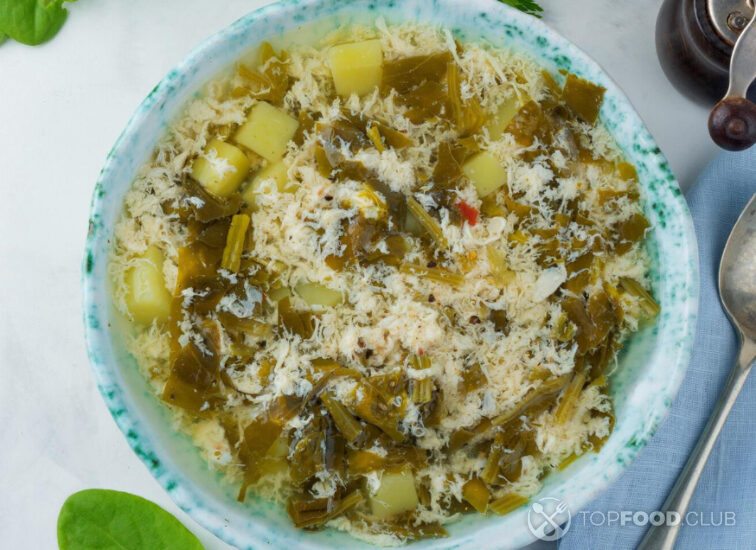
[657,0,756,150]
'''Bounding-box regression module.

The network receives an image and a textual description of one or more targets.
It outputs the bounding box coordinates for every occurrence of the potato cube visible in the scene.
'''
[486,94,520,140]
[242,161,293,210]
[234,102,299,161]
[463,152,508,197]
[369,468,419,519]
[295,282,343,307]
[327,39,383,97]
[124,246,172,325]
[190,139,251,197]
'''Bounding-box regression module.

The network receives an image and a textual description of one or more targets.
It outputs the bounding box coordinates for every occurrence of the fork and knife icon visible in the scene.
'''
[530,500,570,539]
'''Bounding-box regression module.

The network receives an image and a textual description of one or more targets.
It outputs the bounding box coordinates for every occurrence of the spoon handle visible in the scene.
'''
[636,338,756,550]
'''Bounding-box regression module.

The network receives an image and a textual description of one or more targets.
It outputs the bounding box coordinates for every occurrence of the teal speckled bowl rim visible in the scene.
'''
[82,1,699,548]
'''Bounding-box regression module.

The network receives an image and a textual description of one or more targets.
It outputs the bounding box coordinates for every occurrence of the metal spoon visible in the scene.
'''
[637,193,756,550]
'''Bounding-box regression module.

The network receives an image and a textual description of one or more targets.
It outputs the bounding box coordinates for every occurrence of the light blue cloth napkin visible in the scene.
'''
[557,150,756,550]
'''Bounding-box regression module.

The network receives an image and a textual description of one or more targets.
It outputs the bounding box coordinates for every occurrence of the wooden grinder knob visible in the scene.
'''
[709,97,756,151]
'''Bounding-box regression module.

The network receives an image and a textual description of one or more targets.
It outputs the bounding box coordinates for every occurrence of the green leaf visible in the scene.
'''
[57,489,205,550]
[0,0,76,46]
[498,0,544,18]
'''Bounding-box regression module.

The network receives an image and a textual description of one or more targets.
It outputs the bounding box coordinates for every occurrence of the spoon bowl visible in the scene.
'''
[720,194,756,340]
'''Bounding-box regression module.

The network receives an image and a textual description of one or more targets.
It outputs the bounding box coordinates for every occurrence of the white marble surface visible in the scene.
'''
[0,0,716,548]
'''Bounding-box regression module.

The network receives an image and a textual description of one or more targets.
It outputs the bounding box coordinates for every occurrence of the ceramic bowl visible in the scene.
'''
[82,0,699,548]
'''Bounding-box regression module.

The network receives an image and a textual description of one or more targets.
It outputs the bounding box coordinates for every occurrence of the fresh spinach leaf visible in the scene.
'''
[57,489,204,550]
[499,0,544,18]
[0,0,76,46]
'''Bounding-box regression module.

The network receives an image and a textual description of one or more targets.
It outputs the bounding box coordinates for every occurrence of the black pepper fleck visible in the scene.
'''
[324,195,333,201]
[427,261,437,268]
[428,294,436,302]
[469,315,481,324]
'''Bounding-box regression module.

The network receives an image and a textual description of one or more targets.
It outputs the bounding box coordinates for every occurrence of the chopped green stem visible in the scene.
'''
[492,374,570,426]
[400,263,464,286]
[619,277,661,317]
[407,197,448,249]
[490,493,529,515]
[411,378,434,404]
[221,214,250,272]
[322,393,363,442]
